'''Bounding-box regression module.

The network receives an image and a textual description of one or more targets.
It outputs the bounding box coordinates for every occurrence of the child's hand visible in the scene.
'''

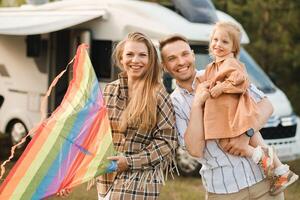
[210,82,223,98]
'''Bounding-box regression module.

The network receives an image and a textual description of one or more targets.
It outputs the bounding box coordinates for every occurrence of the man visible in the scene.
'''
[159,35,284,200]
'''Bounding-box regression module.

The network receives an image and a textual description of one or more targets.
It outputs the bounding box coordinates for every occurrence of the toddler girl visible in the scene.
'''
[197,21,298,195]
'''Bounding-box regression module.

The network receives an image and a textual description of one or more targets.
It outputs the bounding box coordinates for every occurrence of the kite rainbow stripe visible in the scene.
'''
[0,44,116,200]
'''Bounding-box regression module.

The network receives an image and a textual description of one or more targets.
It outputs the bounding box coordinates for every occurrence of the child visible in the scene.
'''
[197,21,298,195]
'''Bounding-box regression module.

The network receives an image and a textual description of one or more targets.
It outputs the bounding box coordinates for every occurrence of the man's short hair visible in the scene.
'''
[159,34,189,52]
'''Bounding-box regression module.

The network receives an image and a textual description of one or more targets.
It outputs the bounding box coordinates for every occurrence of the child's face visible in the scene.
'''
[210,28,234,58]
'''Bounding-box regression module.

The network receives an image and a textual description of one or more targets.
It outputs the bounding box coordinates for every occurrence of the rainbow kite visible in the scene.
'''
[0,44,116,199]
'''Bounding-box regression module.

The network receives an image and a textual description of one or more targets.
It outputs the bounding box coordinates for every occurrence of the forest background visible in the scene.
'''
[1,0,300,114]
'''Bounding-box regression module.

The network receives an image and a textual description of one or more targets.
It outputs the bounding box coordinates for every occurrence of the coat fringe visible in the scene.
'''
[123,153,178,190]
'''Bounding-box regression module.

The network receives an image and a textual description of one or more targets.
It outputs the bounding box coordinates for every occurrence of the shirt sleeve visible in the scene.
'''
[219,58,248,94]
[125,88,178,170]
[171,95,190,148]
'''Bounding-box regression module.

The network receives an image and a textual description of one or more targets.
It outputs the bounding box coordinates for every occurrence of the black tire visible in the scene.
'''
[176,146,202,177]
[6,120,30,159]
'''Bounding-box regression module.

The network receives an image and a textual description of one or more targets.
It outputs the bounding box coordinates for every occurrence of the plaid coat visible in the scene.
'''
[97,73,178,199]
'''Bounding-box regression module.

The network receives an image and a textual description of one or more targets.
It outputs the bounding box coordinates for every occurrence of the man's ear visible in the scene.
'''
[191,49,196,61]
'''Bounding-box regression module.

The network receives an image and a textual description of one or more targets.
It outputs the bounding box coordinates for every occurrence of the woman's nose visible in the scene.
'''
[132,55,140,63]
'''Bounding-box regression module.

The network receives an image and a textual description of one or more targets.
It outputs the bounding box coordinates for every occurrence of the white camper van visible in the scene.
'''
[0,0,299,175]
[0,35,48,148]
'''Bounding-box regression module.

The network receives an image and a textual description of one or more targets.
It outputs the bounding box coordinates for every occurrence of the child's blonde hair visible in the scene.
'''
[209,21,242,58]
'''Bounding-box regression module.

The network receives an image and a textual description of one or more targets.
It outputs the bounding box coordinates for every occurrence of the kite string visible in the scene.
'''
[0,57,76,180]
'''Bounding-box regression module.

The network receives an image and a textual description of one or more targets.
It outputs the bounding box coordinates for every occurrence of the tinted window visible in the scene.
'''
[191,44,211,69]
[172,0,218,23]
[240,48,276,93]
[91,40,112,80]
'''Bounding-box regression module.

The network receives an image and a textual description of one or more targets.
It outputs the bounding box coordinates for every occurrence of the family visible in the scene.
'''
[59,21,298,200]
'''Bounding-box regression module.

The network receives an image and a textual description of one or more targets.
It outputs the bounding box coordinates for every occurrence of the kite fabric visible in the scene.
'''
[0,44,116,200]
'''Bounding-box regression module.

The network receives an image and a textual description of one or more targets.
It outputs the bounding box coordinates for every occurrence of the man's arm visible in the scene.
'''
[220,97,273,156]
[184,83,210,158]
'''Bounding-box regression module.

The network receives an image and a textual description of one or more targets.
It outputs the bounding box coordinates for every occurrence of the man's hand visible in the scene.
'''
[194,81,210,107]
[219,134,250,156]
[210,82,223,98]
[107,155,129,172]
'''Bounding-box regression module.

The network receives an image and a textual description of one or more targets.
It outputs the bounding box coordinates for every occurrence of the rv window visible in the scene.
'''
[91,40,112,80]
[191,45,212,69]
[0,64,10,77]
[0,95,4,109]
[34,40,48,74]
[26,35,42,57]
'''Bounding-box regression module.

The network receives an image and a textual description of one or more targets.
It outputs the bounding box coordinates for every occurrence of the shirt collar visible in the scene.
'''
[175,70,204,95]
[213,53,234,64]
[118,72,128,99]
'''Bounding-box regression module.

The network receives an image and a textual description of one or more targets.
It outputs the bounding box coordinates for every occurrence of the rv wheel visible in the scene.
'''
[7,120,30,157]
[176,146,201,177]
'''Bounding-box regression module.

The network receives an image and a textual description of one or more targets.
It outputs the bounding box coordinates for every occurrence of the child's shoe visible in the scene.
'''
[252,146,274,178]
[270,170,298,195]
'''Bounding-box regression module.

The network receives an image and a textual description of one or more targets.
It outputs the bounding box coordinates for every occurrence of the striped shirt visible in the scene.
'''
[171,70,266,194]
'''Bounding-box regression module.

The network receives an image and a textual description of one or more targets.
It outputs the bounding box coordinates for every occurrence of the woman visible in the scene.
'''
[97,32,178,199]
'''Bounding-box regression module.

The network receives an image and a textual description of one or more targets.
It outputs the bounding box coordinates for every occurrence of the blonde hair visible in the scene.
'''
[113,32,161,131]
[209,21,242,58]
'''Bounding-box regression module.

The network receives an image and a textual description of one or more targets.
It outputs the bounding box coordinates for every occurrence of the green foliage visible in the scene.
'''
[0,0,26,7]
[0,0,56,7]
[213,0,300,114]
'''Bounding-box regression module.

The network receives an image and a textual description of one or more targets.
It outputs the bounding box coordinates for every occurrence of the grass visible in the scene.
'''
[49,159,300,200]
[1,159,298,200]
[49,158,300,199]
[48,176,205,200]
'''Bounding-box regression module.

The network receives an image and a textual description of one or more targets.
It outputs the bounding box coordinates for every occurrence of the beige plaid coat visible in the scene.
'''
[97,73,178,199]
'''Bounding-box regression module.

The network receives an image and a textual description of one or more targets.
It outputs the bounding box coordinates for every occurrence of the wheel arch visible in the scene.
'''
[5,118,28,134]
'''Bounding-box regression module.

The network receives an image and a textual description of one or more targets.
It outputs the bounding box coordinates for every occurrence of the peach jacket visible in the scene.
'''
[197,53,261,139]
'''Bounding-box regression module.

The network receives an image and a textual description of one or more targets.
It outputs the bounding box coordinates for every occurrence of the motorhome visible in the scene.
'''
[0,0,299,175]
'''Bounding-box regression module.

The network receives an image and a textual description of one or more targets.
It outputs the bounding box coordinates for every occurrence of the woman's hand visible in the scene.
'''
[56,188,71,198]
[107,155,129,172]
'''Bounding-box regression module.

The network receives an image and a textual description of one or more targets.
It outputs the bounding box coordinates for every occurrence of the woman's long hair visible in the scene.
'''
[113,32,162,131]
